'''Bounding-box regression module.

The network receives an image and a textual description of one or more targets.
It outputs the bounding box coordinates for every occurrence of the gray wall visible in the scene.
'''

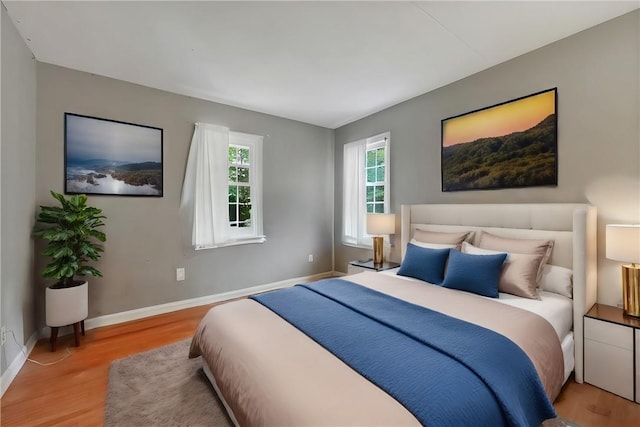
[35,64,334,323]
[334,11,640,307]
[1,6,37,375]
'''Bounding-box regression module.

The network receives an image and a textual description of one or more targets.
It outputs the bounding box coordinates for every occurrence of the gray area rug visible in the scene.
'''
[104,339,234,427]
[105,338,579,427]
[543,417,581,427]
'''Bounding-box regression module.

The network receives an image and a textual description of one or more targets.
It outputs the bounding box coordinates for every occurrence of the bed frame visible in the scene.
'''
[399,203,597,383]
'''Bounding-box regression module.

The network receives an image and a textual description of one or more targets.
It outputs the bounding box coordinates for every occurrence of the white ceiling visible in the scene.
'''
[4,1,639,129]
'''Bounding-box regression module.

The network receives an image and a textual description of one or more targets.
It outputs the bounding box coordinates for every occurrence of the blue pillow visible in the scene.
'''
[441,250,507,298]
[397,244,450,285]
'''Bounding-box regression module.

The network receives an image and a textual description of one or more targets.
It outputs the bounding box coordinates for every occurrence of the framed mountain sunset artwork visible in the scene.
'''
[441,88,557,192]
[64,113,163,197]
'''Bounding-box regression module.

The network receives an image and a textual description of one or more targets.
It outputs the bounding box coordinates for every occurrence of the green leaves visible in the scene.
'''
[33,191,107,287]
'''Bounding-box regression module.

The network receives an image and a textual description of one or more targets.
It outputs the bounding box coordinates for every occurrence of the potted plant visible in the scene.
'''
[33,191,106,351]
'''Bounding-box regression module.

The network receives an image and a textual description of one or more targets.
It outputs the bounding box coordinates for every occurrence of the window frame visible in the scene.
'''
[342,131,390,249]
[224,131,264,244]
[365,138,389,215]
[227,143,254,236]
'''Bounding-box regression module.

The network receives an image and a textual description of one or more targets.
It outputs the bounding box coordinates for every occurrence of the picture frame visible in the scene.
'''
[441,88,557,192]
[64,113,163,197]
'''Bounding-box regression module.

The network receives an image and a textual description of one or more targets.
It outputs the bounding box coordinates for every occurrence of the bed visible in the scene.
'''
[189,203,597,426]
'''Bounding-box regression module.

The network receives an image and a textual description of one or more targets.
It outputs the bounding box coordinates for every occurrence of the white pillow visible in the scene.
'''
[539,264,573,298]
[410,239,457,250]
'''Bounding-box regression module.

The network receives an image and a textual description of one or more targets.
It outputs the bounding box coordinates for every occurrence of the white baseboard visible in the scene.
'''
[41,271,337,337]
[1,332,38,398]
[6,272,342,397]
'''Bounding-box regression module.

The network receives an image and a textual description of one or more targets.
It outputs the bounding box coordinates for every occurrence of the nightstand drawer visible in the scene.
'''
[636,332,640,403]
[585,304,640,402]
[585,317,633,350]
[585,338,634,400]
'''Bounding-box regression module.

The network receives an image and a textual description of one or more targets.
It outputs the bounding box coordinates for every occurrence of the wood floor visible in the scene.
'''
[2,303,640,427]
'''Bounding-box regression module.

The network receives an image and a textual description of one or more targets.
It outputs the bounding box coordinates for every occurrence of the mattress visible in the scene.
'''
[494,290,573,340]
[202,362,239,427]
[380,268,573,339]
[190,271,565,426]
[199,309,573,427]
[560,332,574,383]
[380,268,575,382]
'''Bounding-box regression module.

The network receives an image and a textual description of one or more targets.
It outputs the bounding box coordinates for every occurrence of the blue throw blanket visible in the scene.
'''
[251,278,555,427]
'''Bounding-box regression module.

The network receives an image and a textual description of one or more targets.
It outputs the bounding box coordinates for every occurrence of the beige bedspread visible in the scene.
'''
[190,272,564,426]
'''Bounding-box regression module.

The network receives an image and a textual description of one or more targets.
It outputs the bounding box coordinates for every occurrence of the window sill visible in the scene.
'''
[342,241,373,250]
[195,236,266,250]
[342,241,394,250]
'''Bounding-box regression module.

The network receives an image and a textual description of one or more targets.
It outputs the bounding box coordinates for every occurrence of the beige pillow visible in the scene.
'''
[476,231,554,282]
[413,229,473,248]
[409,239,457,250]
[462,242,542,299]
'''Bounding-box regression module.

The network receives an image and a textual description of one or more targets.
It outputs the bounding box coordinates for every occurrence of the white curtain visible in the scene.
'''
[342,139,367,246]
[180,123,230,249]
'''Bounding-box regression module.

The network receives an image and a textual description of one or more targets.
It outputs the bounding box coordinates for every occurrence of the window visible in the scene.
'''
[342,132,390,247]
[228,145,251,228]
[365,139,387,214]
[180,123,264,250]
[226,132,263,241]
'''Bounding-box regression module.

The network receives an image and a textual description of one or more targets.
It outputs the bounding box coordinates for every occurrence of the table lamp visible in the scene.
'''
[367,213,395,266]
[606,224,640,317]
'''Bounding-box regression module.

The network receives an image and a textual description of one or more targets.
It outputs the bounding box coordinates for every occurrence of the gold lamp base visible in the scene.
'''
[622,263,640,318]
[372,236,384,266]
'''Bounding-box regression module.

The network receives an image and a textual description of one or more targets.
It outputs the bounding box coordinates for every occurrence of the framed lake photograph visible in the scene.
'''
[64,113,163,197]
[441,88,557,192]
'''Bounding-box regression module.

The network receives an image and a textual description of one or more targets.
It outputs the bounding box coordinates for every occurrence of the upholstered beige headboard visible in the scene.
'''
[400,203,597,383]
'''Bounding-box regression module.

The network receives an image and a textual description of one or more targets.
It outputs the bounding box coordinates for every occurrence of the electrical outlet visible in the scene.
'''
[1,326,6,346]
[308,254,314,263]
[176,267,185,282]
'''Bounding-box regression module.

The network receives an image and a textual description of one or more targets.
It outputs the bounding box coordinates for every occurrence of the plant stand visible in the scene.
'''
[49,320,85,352]
[46,281,89,352]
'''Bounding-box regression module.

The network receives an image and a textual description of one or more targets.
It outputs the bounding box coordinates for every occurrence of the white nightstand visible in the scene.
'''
[347,259,400,275]
[584,303,640,403]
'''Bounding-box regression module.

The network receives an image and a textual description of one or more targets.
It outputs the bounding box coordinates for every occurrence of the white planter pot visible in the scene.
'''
[45,281,88,327]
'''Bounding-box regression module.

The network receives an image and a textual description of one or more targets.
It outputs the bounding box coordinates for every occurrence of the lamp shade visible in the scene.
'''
[606,224,640,263]
[367,213,395,235]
